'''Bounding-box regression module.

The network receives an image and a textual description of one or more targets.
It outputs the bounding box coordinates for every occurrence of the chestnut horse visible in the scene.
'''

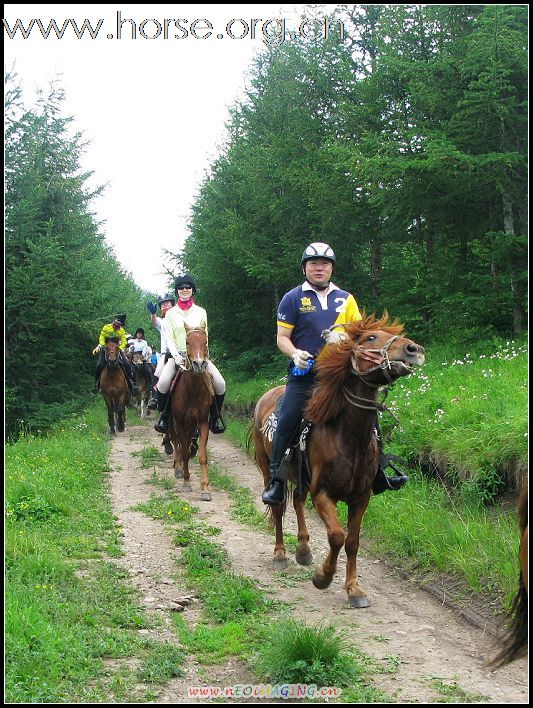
[100,338,129,435]
[490,477,528,667]
[169,324,214,501]
[253,313,425,607]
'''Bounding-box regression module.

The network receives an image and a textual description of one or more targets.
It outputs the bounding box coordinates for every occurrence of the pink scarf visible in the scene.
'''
[177,298,194,311]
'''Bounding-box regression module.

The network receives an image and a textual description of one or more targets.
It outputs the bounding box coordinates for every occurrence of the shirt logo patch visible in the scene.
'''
[299,296,316,313]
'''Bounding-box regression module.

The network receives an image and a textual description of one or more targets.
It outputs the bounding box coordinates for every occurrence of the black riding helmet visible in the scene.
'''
[301,242,336,266]
[174,274,197,295]
[158,292,176,307]
[135,328,145,337]
[114,313,127,325]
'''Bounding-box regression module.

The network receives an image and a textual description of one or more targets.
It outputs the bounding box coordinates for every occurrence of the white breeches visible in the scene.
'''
[156,358,225,396]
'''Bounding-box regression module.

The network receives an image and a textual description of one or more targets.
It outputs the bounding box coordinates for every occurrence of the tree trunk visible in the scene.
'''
[502,190,526,335]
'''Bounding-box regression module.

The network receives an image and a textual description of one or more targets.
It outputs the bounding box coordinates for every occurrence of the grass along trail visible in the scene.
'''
[108,420,527,703]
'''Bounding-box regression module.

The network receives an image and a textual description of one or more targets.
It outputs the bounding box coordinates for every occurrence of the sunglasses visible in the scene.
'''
[177,285,193,290]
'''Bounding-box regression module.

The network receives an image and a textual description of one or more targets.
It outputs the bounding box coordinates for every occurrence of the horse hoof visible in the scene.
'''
[349,595,371,608]
[272,558,289,570]
[182,484,192,493]
[164,444,174,456]
[312,573,332,590]
[174,468,184,479]
[200,491,212,502]
[296,551,313,566]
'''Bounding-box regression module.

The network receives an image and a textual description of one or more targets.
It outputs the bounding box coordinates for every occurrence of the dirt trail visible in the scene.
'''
[108,422,528,704]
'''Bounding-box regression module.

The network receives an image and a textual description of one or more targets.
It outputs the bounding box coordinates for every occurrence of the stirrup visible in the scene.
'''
[261,479,285,505]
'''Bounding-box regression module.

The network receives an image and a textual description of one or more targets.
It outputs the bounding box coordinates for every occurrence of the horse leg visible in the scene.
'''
[344,496,371,607]
[105,397,116,436]
[170,421,185,481]
[175,426,192,492]
[197,421,211,501]
[270,503,289,569]
[117,397,126,433]
[294,491,313,566]
[312,491,345,590]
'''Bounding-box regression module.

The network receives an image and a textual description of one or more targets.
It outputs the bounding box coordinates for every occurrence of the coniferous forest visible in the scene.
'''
[5,5,527,437]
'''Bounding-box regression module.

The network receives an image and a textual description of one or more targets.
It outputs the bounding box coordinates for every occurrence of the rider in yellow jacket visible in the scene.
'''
[93,314,135,394]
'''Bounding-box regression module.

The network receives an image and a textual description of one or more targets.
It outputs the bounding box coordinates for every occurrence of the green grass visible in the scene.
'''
[132,444,161,469]
[133,493,197,522]
[426,677,488,703]
[254,618,385,702]
[173,615,250,664]
[4,403,170,702]
[381,337,527,500]
[358,473,519,606]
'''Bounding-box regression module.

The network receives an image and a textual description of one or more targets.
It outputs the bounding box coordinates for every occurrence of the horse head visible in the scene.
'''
[104,337,121,369]
[185,324,209,374]
[308,313,425,425]
[346,314,425,384]
[131,350,144,368]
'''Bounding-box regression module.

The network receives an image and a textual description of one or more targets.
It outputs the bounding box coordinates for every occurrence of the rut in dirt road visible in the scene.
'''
[109,422,528,704]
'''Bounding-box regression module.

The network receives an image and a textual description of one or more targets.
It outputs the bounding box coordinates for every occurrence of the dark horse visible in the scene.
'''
[131,350,150,418]
[253,313,425,607]
[169,323,214,501]
[100,338,129,435]
[490,477,528,667]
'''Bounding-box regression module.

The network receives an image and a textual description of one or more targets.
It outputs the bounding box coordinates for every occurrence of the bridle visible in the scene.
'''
[184,328,209,369]
[325,325,403,422]
[351,335,401,384]
[104,341,120,368]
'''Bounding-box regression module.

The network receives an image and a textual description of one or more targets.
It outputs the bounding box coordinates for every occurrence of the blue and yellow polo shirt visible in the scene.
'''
[277,281,362,357]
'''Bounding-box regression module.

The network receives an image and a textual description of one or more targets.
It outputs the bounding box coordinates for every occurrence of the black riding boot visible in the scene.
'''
[371,420,408,495]
[154,391,170,433]
[261,430,294,506]
[209,393,226,434]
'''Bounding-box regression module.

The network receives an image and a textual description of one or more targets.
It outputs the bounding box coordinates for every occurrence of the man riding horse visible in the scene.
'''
[262,242,408,506]
[93,313,136,396]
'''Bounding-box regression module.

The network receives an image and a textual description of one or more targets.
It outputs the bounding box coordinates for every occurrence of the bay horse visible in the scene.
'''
[490,477,528,667]
[169,323,214,501]
[131,350,150,418]
[100,338,129,435]
[253,313,425,607]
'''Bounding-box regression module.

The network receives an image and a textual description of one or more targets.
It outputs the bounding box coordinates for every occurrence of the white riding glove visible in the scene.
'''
[292,349,313,370]
[321,329,347,345]
[174,352,185,369]
[92,345,102,355]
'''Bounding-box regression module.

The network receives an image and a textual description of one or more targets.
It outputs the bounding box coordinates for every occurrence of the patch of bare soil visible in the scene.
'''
[108,422,528,704]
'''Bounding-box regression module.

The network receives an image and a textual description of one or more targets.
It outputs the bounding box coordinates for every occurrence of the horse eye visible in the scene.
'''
[366,335,376,342]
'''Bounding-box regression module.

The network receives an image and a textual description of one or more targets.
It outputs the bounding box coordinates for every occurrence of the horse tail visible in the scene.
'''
[489,479,528,668]
[245,423,255,457]
[489,575,528,668]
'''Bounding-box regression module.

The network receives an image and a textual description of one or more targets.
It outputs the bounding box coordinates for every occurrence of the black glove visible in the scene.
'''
[146,301,157,314]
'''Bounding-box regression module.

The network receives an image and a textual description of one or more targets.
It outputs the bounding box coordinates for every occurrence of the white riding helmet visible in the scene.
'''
[301,242,336,265]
